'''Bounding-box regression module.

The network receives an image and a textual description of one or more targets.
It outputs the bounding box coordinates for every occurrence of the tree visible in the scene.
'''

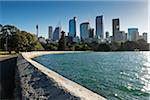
[113,39,150,51]
[136,39,149,51]
[0,25,44,53]
[88,41,99,51]
[45,43,58,51]
[109,42,120,51]
[96,43,111,51]
[58,31,66,51]
[75,45,83,51]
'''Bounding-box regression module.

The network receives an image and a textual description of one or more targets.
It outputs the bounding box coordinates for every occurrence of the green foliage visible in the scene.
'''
[0,34,5,50]
[75,45,83,51]
[118,40,149,51]
[82,44,91,50]
[109,42,121,51]
[118,41,139,51]
[45,43,58,51]
[58,31,66,51]
[0,25,44,53]
[96,43,111,51]
[9,31,44,52]
[34,42,44,51]
[87,41,99,51]
[65,45,75,51]
[136,39,149,51]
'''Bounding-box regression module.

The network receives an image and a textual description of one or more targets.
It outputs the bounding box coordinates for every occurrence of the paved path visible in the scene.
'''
[0,55,17,99]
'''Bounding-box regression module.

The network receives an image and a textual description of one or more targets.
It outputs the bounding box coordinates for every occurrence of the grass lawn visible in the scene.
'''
[0,51,17,58]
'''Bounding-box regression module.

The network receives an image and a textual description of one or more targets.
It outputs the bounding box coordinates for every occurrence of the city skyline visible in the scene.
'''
[0,0,149,42]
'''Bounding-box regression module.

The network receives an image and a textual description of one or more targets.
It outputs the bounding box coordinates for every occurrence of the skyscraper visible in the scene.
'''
[53,27,61,41]
[128,28,139,41]
[96,15,104,39]
[69,17,76,38]
[112,18,120,39]
[80,22,90,41]
[48,26,53,40]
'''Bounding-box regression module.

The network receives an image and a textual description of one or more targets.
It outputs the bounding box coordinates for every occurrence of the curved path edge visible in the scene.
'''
[22,51,106,100]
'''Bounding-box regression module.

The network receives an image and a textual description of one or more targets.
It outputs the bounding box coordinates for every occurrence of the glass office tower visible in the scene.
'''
[80,22,90,41]
[53,27,61,41]
[128,28,139,41]
[96,15,104,39]
[112,18,120,39]
[48,26,53,40]
[69,17,76,37]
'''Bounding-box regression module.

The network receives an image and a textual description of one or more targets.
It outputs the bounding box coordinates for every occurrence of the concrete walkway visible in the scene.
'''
[0,55,17,99]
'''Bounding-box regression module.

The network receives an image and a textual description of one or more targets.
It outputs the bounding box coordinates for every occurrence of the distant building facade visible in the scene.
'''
[139,35,144,40]
[80,22,90,41]
[69,17,76,38]
[89,28,94,38]
[48,26,53,40]
[114,31,126,42]
[143,32,148,42]
[128,28,139,41]
[53,27,61,41]
[96,15,104,39]
[112,18,120,40]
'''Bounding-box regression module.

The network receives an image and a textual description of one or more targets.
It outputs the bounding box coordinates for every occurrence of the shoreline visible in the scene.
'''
[22,51,106,100]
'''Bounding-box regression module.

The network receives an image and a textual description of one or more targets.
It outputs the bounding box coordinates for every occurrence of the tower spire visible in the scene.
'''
[36,24,38,37]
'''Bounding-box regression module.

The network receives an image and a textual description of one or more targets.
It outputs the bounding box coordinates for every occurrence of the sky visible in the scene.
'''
[0,0,149,42]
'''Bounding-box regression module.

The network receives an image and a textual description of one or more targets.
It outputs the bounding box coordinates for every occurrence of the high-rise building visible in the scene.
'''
[128,28,139,41]
[114,31,126,42]
[112,18,120,39]
[53,27,61,41]
[143,32,148,42]
[89,28,94,38]
[96,15,104,39]
[80,22,90,41]
[69,17,76,38]
[48,26,53,40]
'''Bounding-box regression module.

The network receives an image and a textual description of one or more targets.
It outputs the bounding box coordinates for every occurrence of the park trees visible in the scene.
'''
[0,25,44,53]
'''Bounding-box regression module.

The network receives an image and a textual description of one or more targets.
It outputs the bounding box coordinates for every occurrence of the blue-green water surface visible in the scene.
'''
[33,52,150,100]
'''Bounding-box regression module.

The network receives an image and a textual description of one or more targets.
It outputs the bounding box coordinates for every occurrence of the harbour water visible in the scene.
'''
[33,52,150,100]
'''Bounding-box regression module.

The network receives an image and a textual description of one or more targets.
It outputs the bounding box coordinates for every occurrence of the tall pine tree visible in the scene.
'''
[58,31,66,50]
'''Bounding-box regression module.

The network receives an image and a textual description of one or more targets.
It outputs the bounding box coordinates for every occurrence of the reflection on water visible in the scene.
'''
[33,52,150,100]
[140,52,150,95]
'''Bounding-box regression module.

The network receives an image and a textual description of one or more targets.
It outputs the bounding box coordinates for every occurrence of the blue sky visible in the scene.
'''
[0,0,149,42]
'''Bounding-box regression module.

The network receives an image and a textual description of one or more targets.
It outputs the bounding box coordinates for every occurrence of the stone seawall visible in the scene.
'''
[0,51,106,100]
[16,55,80,100]
[19,51,106,100]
